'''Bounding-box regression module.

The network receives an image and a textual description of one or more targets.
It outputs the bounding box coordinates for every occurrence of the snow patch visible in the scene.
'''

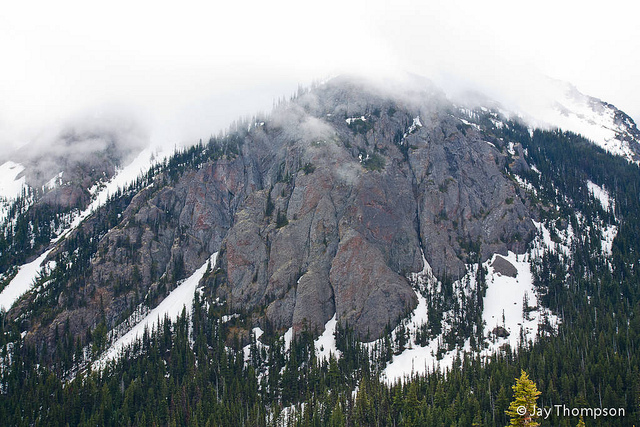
[381,291,458,382]
[490,117,505,129]
[532,220,574,256]
[514,175,537,195]
[377,249,557,384]
[0,161,26,201]
[377,252,464,383]
[407,115,423,134]
[221,313,240,323]
[51,148,171,246]
[314,314,341,363]
[0,161,26,224]
[482,252,555,352]
[274,403,306,426]
[243,327,265,363]
[601,224,617,257]
[44,171,64,191]
[0,249,52,311]
[587,180,614,212]
[345,116,366,125]
[459,117,481,131]
[74,148,170,232]
[283,327,294,352]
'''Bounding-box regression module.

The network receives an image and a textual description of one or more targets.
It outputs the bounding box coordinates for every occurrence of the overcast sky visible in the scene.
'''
[1,0,639,152]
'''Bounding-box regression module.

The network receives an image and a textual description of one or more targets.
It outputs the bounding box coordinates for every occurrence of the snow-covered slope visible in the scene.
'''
[314,314,341,363]
[481,252,552,351]
[94,252,217,369]
[0,250,53,311]
[377,234,560,384]
[0,161,25,200]
[65,147,171,233]
[587,180,614,212]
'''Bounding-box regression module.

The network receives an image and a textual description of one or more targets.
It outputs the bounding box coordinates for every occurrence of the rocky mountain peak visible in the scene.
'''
[3,75,543,356]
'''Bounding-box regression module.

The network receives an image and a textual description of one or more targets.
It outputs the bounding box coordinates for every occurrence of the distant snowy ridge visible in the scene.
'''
[520,79,640,164]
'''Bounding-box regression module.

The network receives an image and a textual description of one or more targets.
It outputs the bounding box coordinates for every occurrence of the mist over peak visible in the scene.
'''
[7,112,147,188]
[1,1,638,163]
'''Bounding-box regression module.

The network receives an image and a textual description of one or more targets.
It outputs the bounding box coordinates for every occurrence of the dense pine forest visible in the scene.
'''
[1,115,640,426]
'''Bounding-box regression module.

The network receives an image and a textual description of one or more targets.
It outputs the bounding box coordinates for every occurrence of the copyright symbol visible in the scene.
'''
[517,406,527,415]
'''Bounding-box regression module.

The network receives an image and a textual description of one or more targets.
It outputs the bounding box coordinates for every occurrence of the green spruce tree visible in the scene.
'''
[505,370,542,427]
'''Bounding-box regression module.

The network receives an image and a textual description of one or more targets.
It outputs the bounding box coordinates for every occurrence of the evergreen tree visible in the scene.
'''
[505,370,541,427]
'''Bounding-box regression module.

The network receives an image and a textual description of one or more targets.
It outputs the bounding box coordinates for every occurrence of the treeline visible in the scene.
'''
[0,283,637,426]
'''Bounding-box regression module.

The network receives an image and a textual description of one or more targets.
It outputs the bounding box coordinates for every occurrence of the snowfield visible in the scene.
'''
[587,180,614,212]
[0,161,26,201]
[314,314,341,363]
[0,161,26,224]
[601,224,618,258]
[381,291,458,381]
[481,252,551,352]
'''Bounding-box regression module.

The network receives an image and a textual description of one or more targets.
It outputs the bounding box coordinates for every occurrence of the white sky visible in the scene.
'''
[1,0,639,152]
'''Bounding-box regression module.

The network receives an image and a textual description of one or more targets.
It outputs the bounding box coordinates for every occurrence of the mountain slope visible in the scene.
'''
[3,74,638,366]
[1,74,639,426]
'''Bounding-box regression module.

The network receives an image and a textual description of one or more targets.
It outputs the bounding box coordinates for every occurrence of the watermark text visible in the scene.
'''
[517,404,625,420]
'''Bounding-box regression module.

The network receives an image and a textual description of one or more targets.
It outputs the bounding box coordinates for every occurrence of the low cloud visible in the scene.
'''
[13,111,148,186]
[1,0,638,160]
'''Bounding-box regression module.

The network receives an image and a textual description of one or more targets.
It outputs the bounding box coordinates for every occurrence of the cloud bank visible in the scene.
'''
[1,0,638,154]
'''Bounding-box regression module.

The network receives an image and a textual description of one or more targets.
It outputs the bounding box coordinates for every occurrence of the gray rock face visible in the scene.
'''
[15,75,539,350]
[211,76,535,340]
[329,230,417,339]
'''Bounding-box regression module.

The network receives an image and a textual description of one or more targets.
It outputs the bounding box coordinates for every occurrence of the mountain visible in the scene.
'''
[1,74,639,426]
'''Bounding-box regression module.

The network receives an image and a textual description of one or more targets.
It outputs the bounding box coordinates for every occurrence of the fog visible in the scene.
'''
[1,0,639,155]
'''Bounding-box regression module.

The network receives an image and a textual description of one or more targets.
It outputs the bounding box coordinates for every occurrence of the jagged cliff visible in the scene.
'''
[9,75,539,354]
